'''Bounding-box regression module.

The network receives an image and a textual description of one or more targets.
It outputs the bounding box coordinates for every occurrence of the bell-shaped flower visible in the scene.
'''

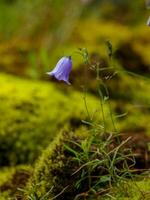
[47,56,72,85]
[147,16,150,26]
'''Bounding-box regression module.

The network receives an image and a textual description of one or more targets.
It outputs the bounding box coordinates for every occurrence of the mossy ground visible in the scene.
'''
[0,70,150,199]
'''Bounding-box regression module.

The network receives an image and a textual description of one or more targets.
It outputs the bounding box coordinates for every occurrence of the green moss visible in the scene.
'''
[0,72,100,166]
[25,132,79,200]
[0,192,10,200]
[116,105,150,135]
[115,170,150,200]
[105,178,150,200]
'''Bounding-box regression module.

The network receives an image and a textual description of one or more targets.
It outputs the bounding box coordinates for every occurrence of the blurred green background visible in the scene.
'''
[0,0,150,199]
[0,0,149,78]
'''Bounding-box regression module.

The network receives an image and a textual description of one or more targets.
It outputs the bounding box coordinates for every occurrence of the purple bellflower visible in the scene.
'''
[147,16,150,26]
[47,56,72,85]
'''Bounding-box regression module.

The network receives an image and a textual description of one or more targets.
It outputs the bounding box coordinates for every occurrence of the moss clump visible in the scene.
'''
[26,132,82,200]
[0,192,10,200]
[105,177,150,200]
[0,73,100,166]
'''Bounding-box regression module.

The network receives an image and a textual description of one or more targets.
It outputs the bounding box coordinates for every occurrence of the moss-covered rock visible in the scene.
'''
[0,72,100,166]
[25,132,80,200]
[26,131,112,200]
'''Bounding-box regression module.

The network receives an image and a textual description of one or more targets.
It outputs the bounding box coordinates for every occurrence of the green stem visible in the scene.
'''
[83,87,91,120]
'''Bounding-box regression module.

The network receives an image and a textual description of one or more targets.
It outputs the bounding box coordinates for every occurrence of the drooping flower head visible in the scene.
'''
[46,56,72,85]
[147,16,150,26]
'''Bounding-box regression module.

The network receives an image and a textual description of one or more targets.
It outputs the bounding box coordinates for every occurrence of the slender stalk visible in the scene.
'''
[98,87,106,133]
[83,87,91,120]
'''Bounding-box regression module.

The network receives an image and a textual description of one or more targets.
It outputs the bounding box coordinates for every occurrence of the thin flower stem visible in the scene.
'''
[97,65,106,133]
[83,87,91,120]
[107,100,117,133]
[98,88,106,133]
